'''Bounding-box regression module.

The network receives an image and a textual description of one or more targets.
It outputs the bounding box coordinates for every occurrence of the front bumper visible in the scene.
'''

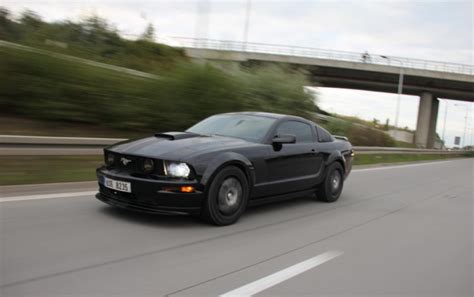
[96,168,203,215]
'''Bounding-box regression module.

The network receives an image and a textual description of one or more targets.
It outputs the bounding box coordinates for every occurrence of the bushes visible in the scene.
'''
[0,48,152,128]
[0,47,316,132]
[347,124,396,146]
[0,7,399,147]
[1,45,396,148]
[242,66,317,119]
[0,9,185,73]
[316,117,396,147]
[1,45,398,147]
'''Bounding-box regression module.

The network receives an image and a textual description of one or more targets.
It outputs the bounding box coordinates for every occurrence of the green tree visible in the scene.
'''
[384,118,390,130]
[0,7,17,39]
[140,23,155,41]
[19,10,42,28]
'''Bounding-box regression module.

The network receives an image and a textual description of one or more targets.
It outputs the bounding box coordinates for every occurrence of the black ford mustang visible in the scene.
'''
[96,112,353,225]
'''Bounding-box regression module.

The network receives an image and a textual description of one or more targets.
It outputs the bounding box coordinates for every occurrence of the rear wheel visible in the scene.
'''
[200,166,249,226]
[317,162,344,202]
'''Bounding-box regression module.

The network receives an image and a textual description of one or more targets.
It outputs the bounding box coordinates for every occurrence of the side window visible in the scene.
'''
[276,121,313,143]
[316,126,334,143]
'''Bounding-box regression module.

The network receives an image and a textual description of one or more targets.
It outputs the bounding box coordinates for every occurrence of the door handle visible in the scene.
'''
[311,149,318,155]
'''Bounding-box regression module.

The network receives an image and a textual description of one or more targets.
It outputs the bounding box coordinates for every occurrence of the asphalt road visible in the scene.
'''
[1,159,472,297]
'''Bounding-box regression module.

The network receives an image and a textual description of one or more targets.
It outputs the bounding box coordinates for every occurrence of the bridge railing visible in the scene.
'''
[168,37,474,76]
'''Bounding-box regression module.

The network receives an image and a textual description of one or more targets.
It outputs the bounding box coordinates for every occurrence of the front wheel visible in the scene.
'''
[317,162,344,202]
[200,166,249,226]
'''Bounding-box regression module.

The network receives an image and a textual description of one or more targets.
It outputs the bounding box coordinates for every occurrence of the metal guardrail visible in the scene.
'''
[0,135,124,146]
[353,146,461,154]
[168,37,474,75]
[0,135,468,156]
[0,135,124,156]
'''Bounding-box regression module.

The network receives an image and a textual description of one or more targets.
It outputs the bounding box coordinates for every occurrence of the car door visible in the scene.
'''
[261,120,323,196]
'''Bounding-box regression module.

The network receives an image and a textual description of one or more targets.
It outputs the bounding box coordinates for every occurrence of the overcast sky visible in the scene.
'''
[3,0,473,146]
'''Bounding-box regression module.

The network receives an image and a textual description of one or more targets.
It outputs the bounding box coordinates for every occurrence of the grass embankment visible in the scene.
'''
[1,9,397,147]
[1,154,471,186]
[1,45,317,133]
[0,116,147,138]
[353,153,470,166]
[1,10,186,74]
[0,156,103,186]
[1,9,412,148]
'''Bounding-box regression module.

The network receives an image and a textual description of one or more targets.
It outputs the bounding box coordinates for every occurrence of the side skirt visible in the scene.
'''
[248,188,316,207]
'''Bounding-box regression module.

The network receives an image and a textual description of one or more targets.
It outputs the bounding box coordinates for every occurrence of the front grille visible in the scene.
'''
[114,153,140,172]
[108,153,165,175]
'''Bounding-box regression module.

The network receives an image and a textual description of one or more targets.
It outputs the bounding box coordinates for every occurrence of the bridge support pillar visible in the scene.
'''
[415,92,439,148]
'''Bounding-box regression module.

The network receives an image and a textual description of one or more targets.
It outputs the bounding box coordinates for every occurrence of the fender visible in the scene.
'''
[200,152,255,188]
[325,151,346,172]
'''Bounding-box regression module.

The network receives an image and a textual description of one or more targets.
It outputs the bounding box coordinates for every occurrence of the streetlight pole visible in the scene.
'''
[242,0,252,51]
[194,0,210,47]
[470,104,473,147]
[395,68,404,128]
[381,55,404,133]
[442,100,448,146]
[454,103,469,148]
[462,106,468,147]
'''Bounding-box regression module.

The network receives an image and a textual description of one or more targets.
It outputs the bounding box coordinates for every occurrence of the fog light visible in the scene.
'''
[180,186,195,193]
[105,153,115,166]
[143,158,154,173]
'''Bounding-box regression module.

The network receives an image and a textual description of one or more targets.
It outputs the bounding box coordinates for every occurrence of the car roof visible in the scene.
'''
[223,111,307,121]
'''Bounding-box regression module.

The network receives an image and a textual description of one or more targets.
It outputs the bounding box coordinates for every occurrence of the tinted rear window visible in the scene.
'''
[316,126,334,142]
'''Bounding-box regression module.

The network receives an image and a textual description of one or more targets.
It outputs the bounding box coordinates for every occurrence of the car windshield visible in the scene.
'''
[187,114,276,142]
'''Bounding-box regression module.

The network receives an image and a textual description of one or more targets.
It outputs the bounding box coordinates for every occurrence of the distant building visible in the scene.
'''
[385,129,414,144]
[385,129,445,149]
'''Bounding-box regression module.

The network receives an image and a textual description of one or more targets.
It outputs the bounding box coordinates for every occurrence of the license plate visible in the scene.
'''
[103,177,131,193]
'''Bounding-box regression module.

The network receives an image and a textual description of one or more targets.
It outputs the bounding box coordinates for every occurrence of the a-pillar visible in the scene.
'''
[415,92,439,148]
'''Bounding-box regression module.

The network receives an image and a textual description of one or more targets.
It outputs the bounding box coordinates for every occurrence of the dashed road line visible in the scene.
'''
[219,250,343,297]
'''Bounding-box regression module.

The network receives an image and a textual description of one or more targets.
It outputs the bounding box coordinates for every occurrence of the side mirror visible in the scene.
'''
[273,134,296,144]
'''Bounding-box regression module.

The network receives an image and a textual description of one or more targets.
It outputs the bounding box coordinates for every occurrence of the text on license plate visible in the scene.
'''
[104,177,131,193]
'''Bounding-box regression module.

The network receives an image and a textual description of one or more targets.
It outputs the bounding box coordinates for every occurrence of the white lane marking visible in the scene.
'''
[220,250,343,297]
[352,160,451,173]
[1,191,97,203]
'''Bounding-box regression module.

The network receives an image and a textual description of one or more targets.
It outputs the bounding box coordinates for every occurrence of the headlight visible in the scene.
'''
[164,162,191,178]
[105,152,115,166]
[143,158,154,173]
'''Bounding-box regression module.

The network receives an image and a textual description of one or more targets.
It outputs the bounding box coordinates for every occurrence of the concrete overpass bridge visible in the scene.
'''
[171,37,474,148]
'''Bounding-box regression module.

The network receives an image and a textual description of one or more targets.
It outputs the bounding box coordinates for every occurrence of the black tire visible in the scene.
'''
[200,166,249,226]
[317,162,344,203]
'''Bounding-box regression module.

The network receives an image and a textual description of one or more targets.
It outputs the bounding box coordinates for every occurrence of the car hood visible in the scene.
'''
[108,132,253,161]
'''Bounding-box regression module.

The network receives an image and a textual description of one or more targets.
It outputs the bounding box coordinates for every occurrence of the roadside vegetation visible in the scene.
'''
[0,9,185,73]
[0,156,103,185]
[1,45,316,132]
[0,8,468,187]
[353,153,471,166]
[1,8,318,133]
[315,116,397,147]
[1,7,404,147]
